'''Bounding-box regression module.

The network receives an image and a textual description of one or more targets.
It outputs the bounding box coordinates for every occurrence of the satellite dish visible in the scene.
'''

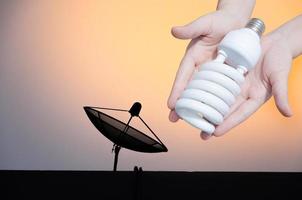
[84,102,168,171]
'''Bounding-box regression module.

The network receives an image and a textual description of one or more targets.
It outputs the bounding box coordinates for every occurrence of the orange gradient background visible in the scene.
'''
[0,0,302,171]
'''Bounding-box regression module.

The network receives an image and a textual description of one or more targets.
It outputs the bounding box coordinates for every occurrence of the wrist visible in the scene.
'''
[217,0,255,28]
[271,15,302,58]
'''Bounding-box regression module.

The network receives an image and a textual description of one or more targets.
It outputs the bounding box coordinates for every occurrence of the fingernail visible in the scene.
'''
[169,111,178,122]
[200,132,211,140]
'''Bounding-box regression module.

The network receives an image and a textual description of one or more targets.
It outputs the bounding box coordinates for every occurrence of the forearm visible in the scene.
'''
[272,15,302,58]
[217,0,256,26]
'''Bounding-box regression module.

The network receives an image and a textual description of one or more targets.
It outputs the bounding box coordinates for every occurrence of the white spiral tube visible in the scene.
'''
[175,52,246,134]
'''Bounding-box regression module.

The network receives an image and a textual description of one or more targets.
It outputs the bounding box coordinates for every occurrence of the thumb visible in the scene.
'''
[271,70,293,117]
[171,14,213,40]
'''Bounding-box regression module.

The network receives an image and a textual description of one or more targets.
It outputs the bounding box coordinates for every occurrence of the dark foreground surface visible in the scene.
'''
[1,170,302,199]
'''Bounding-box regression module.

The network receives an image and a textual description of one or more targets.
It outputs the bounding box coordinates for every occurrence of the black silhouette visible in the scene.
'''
[84,102,168,171]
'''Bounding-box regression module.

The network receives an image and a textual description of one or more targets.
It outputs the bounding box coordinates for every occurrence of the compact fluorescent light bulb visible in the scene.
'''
[175,18,265,135]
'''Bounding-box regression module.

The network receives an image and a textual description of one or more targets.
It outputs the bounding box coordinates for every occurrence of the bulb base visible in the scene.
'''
[245,18,265,37]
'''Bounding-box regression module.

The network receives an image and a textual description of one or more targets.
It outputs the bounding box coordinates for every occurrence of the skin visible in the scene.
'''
[167,0,302,140]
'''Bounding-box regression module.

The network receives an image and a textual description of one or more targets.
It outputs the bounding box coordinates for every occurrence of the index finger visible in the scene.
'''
[167,54,196,111]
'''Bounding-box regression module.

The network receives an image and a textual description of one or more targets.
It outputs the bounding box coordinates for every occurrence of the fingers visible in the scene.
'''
[167,55,195,111]
[200,132,212,140]
[169,13,215,122]
[171,14,212,40]
[271,70,293,117]
[167,55,195,123]
[263,37,293,117]
[214,98,262,137]
[169,110,179,122]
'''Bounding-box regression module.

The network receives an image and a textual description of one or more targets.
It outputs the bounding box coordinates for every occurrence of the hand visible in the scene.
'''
[209,31,293,140]
[167,10,249,125]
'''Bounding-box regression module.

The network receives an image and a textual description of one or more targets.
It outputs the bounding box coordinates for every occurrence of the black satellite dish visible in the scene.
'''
[84,102,168,171]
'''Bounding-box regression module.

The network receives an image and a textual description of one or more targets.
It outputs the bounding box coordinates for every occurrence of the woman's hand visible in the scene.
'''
[209,14,302,140]
[210,32,293,140]
[167,9,252,124]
